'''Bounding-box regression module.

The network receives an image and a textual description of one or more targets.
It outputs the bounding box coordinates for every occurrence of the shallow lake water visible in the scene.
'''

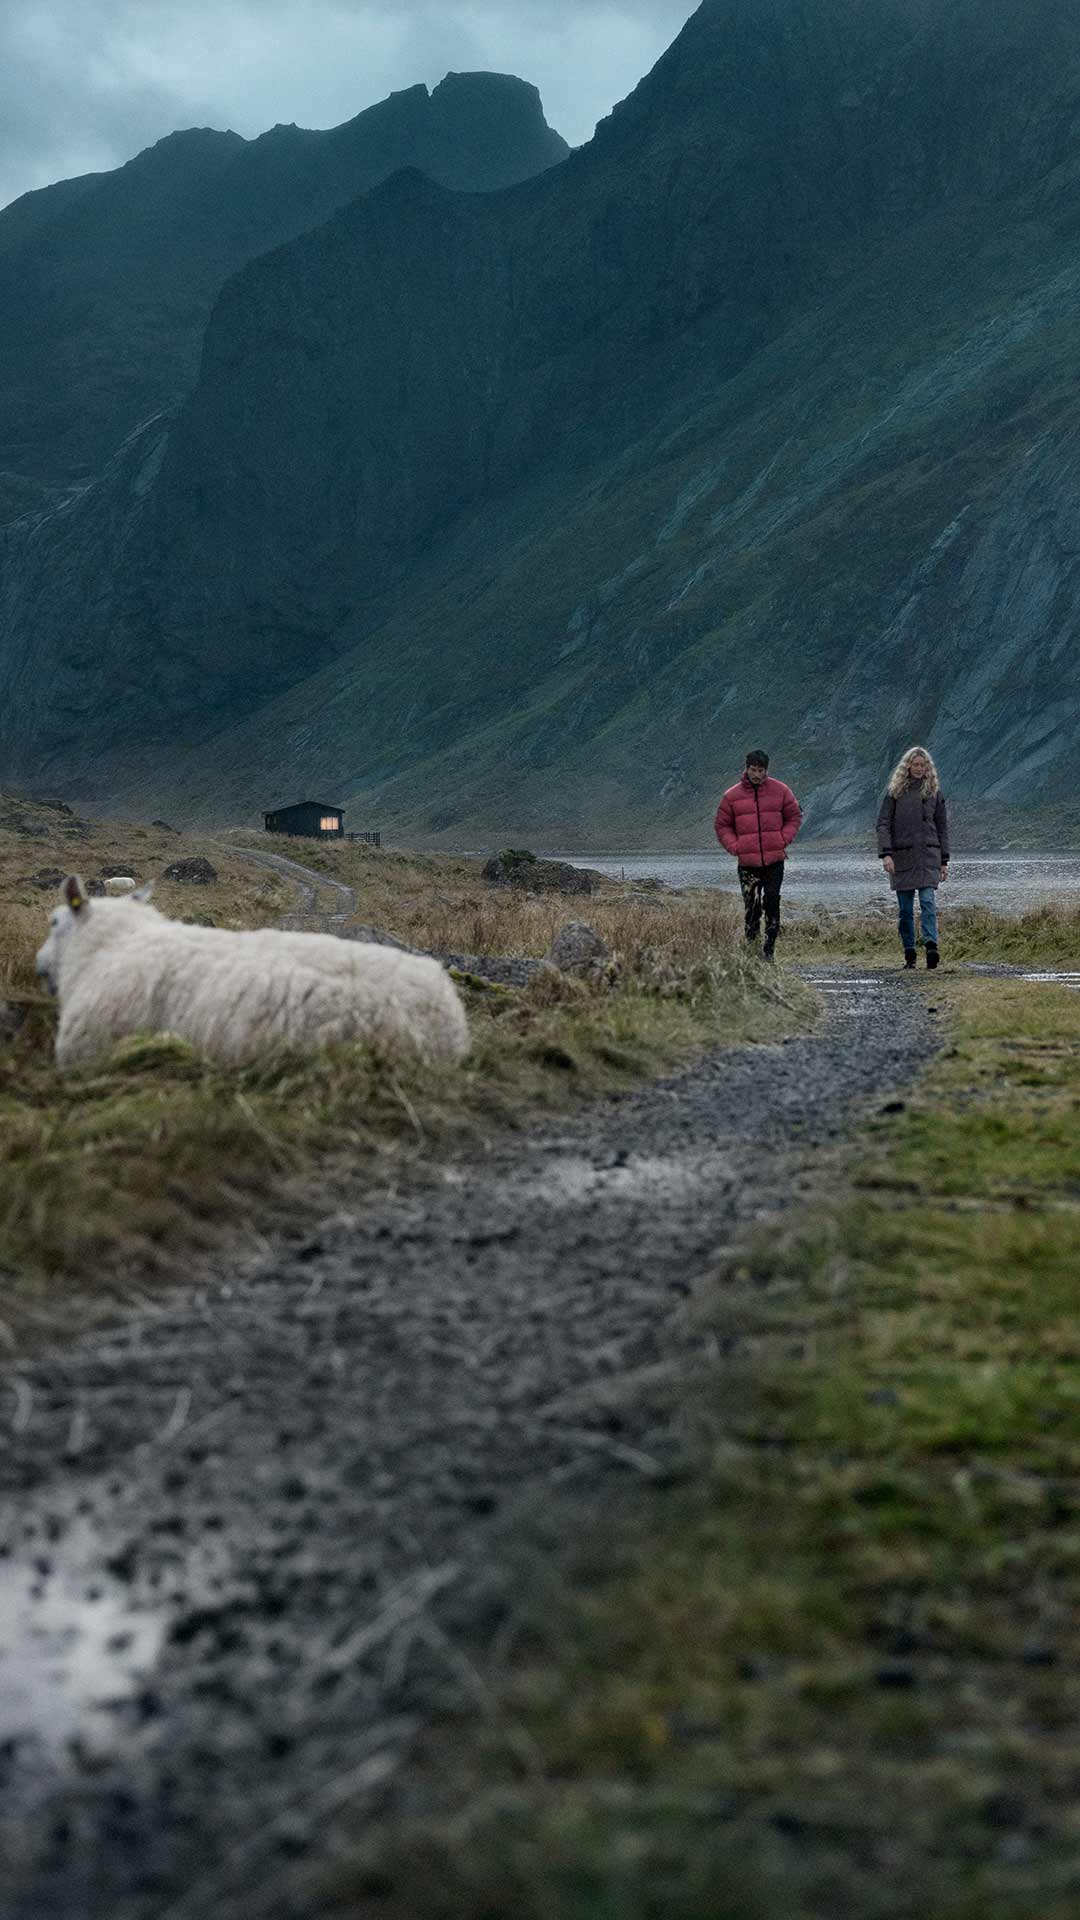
[549,849,1080,916]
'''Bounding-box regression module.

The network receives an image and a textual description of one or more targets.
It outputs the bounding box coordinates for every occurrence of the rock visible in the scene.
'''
[100,864,138,879]
[483,849,597,896]
[547,922,611,975]
[19,867,66,891]
[439,952,544,989]
[151,820,178,832]
[163,857,217,886]
[339,924,417,952]
[181,915,216,927]
[0,1002,27,1043]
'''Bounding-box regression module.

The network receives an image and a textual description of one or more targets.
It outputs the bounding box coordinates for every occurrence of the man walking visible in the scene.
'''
[715,750,803,958]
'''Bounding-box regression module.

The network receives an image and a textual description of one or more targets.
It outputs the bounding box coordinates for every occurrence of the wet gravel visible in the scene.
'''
[0,965,937,1920]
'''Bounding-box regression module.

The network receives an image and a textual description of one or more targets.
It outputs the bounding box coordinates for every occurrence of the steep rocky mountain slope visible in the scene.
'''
[0,73,568,513]
[3,0,1080,841]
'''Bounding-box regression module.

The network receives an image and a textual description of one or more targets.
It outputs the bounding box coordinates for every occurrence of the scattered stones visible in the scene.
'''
[546,921,611,976]
[163,857,217,887]
[18,867,66,891]
[482,848,598,895]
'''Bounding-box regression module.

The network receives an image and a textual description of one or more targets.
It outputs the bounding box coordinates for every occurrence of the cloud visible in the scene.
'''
[0,1,697,210]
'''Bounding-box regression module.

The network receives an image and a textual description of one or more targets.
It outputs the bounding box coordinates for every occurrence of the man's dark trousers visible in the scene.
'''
[738,862,784,945]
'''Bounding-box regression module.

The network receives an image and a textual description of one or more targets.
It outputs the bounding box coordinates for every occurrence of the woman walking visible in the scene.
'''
[876,746,950,969]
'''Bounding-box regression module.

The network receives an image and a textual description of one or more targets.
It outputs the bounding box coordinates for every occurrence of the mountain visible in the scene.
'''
[3,0,1080,843]
[0,73,568,509]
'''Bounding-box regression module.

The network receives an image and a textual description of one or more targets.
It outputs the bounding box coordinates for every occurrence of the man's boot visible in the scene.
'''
[926,943,940,970]
[904,949,917,969]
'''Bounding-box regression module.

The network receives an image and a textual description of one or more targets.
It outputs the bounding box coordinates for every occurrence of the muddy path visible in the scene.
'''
[0,966,938,1919]
[219,843,357,933]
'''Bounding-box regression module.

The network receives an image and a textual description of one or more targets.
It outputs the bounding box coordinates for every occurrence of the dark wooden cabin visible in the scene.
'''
[263,801,345,840]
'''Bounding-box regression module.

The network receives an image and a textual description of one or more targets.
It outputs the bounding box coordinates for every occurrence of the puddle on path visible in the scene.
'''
[514,1150,732,1209]
[805,976,890,1016]
[1022,972,1080,990]
[0,1521,165,1761]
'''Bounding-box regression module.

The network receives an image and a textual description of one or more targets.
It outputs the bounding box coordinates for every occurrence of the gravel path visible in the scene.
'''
[0,966,938,1919]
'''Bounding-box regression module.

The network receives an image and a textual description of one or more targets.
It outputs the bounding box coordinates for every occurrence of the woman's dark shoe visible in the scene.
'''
[904,949,917,969]
[926,944,940,970]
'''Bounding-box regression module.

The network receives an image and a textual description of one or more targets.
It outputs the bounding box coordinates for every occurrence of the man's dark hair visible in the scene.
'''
[745,750,770,770]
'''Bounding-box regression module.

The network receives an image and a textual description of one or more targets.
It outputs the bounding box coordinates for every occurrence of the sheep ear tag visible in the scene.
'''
[64,875,88,913]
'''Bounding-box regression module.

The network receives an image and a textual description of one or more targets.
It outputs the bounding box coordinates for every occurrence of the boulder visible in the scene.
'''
[482,849,597,895]
[546,922,611,976]
[339,924,416,952]
[20,866,66,891]
[163,857,217,886]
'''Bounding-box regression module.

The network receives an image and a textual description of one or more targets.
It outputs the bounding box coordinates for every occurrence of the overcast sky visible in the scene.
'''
[0,0,697,211]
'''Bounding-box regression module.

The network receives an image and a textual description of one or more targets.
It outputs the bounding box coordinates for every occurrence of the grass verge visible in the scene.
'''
[332,976,1080,1920]
[0,815,813,1348]
[785,898,1080,967]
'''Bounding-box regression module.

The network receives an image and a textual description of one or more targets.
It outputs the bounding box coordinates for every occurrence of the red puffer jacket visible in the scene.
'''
[715,774,802,868]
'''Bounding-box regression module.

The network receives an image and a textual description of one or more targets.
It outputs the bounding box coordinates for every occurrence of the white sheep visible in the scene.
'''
[36,876,470,1069]
[103,876,137,896]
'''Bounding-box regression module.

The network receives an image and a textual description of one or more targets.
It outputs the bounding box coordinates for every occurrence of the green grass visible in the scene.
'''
[331,978,1080,1920]
[785,899,1080,967]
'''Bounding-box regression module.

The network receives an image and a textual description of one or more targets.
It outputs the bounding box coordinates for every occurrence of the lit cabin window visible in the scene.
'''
[320,816,339,832]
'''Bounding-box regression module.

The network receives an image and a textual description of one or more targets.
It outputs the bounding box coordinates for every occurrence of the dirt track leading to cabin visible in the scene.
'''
[217,843,357,932]
[0,923,939,1920]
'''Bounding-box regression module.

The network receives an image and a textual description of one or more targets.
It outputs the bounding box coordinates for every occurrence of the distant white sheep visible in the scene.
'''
[103,876,137,896]
[36,876,470,1069]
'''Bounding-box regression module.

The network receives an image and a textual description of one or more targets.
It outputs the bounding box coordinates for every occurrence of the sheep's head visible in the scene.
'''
[37,874,158,995]
[35,875,91,995]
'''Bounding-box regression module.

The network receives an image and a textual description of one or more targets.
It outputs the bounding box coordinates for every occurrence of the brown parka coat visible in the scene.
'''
[876,785,949,892]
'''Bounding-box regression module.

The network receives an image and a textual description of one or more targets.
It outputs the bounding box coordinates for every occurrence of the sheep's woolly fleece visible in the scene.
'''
[35,884,470,1068]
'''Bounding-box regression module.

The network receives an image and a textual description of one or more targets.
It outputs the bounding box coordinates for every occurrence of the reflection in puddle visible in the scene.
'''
[1023,973,1080,990]
[519,1151,729,1208]
[0,1523,164,1759]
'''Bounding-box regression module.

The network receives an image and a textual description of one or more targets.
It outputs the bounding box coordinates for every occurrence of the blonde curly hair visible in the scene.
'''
[888,745,939,799]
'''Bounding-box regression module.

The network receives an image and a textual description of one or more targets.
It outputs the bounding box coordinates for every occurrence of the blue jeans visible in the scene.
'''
[897,888,938,949]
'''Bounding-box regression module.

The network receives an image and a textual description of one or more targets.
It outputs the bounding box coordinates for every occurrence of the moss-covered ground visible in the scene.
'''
[333,976,1080,1920]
